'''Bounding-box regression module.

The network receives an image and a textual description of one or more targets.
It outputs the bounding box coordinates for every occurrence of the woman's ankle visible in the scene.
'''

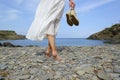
[52,51,61,60]
[52,51,58,56]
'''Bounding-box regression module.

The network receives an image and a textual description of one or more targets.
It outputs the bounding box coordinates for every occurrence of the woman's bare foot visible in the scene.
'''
[45,51,51,58]
[54,55,61,62]
[52,51,61,61]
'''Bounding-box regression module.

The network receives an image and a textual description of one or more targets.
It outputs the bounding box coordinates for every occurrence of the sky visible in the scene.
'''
[0,0,120,38]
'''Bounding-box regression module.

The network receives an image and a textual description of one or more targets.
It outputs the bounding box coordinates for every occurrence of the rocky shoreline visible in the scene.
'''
[0,45,120,80]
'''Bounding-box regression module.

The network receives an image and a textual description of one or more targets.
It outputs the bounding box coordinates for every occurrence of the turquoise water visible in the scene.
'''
[0,38,105,46]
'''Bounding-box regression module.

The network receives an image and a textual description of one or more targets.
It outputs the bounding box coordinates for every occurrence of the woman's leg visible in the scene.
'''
[47,34,61,61]
[46,42,51,58]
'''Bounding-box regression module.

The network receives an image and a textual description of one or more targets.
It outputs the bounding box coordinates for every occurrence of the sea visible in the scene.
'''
[0,38,106,47]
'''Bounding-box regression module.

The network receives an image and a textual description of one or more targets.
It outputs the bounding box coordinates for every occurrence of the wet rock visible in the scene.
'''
[0,43,2,47]
[0,76,5,80]
[2,42,15,47]
[35,51,45,56]
[26,45,38,47]
[15,45,23,47]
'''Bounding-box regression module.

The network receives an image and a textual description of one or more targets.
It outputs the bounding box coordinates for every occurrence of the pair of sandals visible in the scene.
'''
[66,9,79,26]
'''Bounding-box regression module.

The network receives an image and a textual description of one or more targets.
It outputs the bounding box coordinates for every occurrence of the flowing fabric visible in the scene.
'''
[26,0,65,41]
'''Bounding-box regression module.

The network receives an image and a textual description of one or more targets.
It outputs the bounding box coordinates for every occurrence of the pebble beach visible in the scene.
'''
[0,45,120,80]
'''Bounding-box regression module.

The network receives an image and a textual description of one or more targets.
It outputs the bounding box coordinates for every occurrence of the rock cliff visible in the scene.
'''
[88,24,120,40]
[0,30,25,40]
[87,24,120,43]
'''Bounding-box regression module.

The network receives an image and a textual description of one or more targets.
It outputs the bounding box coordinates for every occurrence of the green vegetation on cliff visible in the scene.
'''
[0,30,25,40]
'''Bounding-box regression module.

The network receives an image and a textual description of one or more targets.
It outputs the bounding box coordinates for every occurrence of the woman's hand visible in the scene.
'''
[69,0,75,9]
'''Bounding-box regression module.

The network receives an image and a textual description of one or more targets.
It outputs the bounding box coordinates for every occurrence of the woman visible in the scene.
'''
[26,0,75,61]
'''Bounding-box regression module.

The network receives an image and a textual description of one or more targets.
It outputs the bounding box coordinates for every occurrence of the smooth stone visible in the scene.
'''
[91,76,99,80]
[58,64,67,68]
[80,64,92,69]
[17,75,30,79]
[0,63,8,70]
[54,72,61,79]
[61,77,66,80]
[110,73,120,79]
[94,67,112,80]
[21,69,29,75]
[42,65,51,71]
[76,70,85,75]
[79,66,94,74]
[7,64,14,70]
[44,73,54,80]
[113,78,120,80]
[30,62,38,66]
[20,63,28,67]
[37,59,44,63]
[52,61,60,65]
[14,70,23,75]
[37,75,48,80]
[29,75,35,80]
[113,65,120,73]
[30,68,39,74]
[76,78,80,80]
[72,74,78,78]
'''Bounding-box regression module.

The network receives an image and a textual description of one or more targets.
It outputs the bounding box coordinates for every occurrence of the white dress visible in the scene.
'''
[26,0,65,41]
